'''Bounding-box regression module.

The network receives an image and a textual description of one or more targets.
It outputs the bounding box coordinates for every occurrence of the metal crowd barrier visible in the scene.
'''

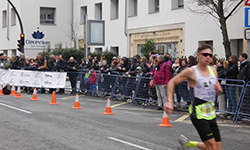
[8,67,250,124]
[234,81,250,123]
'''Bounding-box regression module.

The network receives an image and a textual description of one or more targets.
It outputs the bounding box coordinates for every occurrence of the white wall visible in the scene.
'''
[0,0,72,58]
[0,0,244,59]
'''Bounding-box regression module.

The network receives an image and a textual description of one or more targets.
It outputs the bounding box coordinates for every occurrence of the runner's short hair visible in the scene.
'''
[197,44,213,53]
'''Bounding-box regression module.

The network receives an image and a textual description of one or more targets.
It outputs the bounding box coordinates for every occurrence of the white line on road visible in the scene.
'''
[0,102,32,114]
[108,137,152,150]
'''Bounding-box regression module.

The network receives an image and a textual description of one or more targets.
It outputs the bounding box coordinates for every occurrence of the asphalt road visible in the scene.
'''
[0,92,249,150]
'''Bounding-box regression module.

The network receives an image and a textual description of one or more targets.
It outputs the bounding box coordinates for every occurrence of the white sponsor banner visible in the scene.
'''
[0,69,8,84]
[42,72,67,88]
[0,69,66,88]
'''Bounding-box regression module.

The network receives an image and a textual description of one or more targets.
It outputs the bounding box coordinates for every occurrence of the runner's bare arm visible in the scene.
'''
[212,67,223,95]
[164,68,193,116]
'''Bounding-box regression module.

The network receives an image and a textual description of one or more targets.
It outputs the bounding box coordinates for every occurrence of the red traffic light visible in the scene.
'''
[20,34,24,38]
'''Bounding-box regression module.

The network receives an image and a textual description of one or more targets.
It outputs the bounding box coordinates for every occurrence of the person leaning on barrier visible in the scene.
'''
[238,53,250,83]
[150,55,171,110]
[140,57,150,74]
[47,54,56,71]
[38,53,47,71]
[107,57,118,72]
[55,55,67,94]
[117,57,130,73]
[2,54,10,69]
[78,58,88,70]
[19,54,26,67]
[67,57,78,94]
[224,55,238,117]
[125,57,139,76]
[92,56,100,70]
[87,55,93,69]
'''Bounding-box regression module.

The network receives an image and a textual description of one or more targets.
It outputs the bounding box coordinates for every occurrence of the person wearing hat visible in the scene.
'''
[125,57,139,76]
[135,54,141,65]
[124,57,140,97]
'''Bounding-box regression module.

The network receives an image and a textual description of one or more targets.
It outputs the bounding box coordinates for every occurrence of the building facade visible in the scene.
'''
[0,0,245,59]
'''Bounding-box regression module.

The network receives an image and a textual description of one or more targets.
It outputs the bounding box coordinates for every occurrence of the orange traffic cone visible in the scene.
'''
[72,94,82,109]
[9,84,16,96]
[103,98,114,115]
[15,86,23,98]
[30,88,39,101]
[49,91,58,105]
[0,84,4,95]
[158,111,173,127]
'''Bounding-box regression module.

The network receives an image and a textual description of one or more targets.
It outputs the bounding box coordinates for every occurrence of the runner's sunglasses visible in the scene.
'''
[200,53,212,57]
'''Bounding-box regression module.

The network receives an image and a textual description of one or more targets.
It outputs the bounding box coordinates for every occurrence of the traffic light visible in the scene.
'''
[17,34,25,53]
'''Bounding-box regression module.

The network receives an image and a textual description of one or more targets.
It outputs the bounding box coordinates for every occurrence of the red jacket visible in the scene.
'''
[88,72,97,84]
[150,62,171,85]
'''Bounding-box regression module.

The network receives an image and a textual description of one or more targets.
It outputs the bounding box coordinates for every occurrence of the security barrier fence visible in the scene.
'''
[3,68,250,124]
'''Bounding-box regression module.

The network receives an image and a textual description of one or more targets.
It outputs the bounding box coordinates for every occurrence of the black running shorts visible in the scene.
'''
[191,116,221,142]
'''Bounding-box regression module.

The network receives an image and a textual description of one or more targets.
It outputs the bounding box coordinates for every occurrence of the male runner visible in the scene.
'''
[164,44,223,150]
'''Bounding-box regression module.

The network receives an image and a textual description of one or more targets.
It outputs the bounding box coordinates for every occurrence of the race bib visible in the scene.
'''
[201,103,215,117]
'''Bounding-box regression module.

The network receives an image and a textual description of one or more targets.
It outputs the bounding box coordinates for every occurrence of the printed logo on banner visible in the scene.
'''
[20,80,29,84]
[44,81,52,85]
[0,77,4,83]
[35,73,40,77]
[33,80,40,85]
[21,72,30,77]
[9,78,14,84]
[57,74,64,78]
[57,81,64,85]
[45,74,53,78]
[10,72,16,76]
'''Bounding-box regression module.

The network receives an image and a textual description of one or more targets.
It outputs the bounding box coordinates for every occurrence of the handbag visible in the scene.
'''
[149,79,154,87]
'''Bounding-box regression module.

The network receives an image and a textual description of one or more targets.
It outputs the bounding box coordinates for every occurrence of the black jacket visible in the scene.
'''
[238,60,250,82]
[225,63,238,84]
[217,66,225,78]
[128,62,140,76]
[100,64,110,73]
[47,59,56,69]
[67,60,78,71]
[141,63,149,73]
[55,60,67,71]
[78,63,88,70]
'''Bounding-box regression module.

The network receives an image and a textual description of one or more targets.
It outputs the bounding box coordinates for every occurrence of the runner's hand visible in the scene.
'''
[164,101,173,116]
[214,82,222,95]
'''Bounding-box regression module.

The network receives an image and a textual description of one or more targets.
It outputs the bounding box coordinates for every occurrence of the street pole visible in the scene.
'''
[7,0,25,54]
[84,15,88,60]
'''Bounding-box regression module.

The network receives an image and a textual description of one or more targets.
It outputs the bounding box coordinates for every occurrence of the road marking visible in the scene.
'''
[0,102,32,114]
[113,107,161,112]
[111,102,128,108]
[174,113,190,122]
[108,137,151,150]
[62,95,83,100]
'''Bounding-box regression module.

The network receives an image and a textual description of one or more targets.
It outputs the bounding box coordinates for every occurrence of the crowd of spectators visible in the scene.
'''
[1,50,250,113]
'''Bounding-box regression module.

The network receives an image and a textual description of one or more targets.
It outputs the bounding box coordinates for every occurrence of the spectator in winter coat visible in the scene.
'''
[78,58,88,70]
[126,57,140,76]
[118,57,130,73]
[216,60,225,78]
[100,60,110,72]
[140,57,149,74]
[92,56,100,70]
[224,55,238,116]
[87,55,93,69]
[172,57,181,107]
[238,53,250,83]
[55,55,67,94]
[38,53,47,70]
[150,55,171,110]
[107,57,118,72]
[88,66,97,95]
[67,57,78,94]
